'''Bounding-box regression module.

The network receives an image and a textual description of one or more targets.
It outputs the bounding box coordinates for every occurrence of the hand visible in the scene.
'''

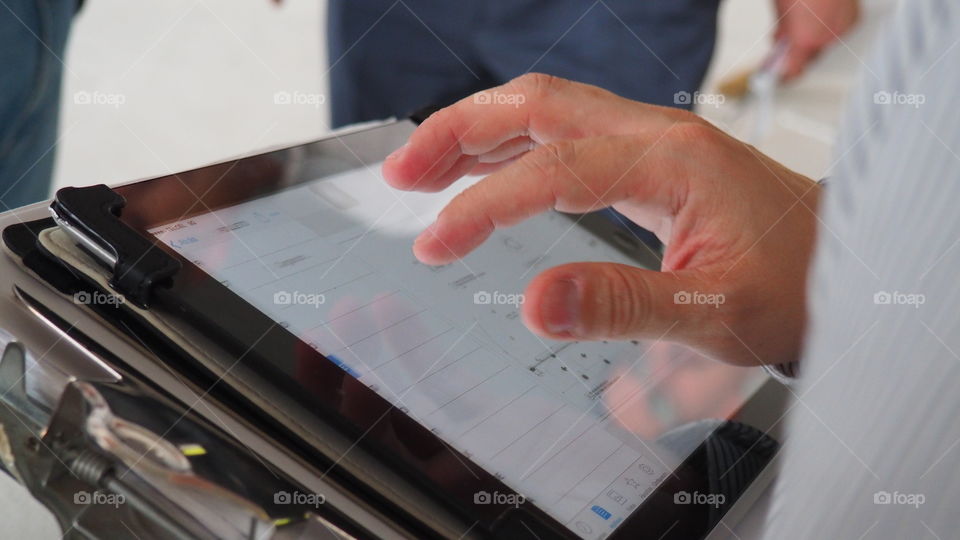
[775,0,860,80]
[382,74,821,366]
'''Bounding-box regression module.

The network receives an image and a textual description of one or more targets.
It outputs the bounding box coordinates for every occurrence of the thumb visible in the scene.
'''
[521,262,724,343]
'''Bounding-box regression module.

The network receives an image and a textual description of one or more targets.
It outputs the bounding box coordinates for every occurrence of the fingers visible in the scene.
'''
[412,134,684,266]
[780,45,818,81]
[520,262,720,343]
[478,135,536,164]
[775,0,860,81]
[382,73,686,193]
[467,157,521,177]
[418,153,480,194]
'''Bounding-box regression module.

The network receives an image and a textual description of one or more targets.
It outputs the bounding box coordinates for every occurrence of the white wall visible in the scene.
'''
[54,0,329,190]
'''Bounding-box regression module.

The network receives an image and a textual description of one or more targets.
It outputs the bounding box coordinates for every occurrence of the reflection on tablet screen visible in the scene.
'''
[149,162,764,538]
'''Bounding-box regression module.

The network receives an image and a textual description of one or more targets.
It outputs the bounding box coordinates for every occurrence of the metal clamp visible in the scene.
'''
[49,185,180,308]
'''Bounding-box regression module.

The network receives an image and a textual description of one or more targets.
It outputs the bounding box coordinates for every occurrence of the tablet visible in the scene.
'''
[107,120,777,539]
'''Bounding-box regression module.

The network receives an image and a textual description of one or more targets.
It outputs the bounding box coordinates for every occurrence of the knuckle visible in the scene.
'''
[525,141,574,181]
[541,140,579,167]
[667,120,719,148]
[509,72,567,100]
[590,265,651,338]
[523,141,583,206]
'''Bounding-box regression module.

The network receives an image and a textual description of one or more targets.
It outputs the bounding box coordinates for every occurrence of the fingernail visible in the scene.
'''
[542,279,580,335]
[386,143,409,161]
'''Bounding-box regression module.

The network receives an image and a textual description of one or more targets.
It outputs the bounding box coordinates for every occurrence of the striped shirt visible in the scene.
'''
[761,0,960,538]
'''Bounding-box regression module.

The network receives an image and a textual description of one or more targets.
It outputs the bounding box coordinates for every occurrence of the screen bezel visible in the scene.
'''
[108,120,782,539]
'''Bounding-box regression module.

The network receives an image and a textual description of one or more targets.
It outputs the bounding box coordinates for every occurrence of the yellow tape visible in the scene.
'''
[179,444,207,457]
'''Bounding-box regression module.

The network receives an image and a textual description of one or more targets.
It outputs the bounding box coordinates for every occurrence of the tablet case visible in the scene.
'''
[1,182,778,540]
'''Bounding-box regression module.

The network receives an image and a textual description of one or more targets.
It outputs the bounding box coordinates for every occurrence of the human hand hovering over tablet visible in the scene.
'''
[382,74,821,367]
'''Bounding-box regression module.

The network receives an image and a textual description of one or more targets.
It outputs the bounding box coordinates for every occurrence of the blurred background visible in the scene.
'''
[53,0,894,192]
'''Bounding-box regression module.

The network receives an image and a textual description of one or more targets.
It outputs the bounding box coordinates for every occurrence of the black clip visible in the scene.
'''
[49,185,181,309]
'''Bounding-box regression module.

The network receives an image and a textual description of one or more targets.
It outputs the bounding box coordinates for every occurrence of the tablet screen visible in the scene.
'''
[148,162,765,538]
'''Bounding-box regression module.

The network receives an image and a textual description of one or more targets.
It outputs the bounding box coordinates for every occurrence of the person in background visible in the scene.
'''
[0,0,77,210]
[326,0,859,127]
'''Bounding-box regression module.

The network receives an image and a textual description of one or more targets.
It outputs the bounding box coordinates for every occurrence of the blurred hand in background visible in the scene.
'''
[775,0,860,80]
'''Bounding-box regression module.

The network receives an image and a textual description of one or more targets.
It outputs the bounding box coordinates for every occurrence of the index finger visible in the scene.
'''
[382,73,683,193]
[412,134,682,266]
